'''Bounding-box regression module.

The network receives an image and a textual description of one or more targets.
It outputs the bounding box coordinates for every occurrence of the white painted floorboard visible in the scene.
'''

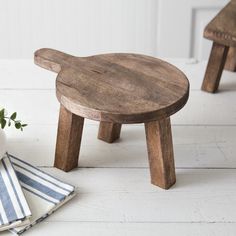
[2,222,236,236]
[5,124,236,168]
[0,59,236,235]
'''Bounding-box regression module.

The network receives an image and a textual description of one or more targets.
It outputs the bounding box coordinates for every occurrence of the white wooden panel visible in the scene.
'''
[6,124,236,168]
[9,168,236,222]
[1,167,236,235]
[0,0,158,59]
[157,0,229,59]
[1,222,236,236]
[191,9,220,60]
[0,60,55,89]
[0,0,231,59]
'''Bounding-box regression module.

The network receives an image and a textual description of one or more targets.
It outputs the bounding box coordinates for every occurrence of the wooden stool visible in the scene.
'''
[201,0,236,93]
[34,48,189,189]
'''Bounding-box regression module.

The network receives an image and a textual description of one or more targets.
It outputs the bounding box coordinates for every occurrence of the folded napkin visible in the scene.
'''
[7,154,76,235]
[0,154,31,231]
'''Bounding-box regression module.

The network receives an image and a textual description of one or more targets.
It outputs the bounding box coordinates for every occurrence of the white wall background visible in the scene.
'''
[0,0,229,60]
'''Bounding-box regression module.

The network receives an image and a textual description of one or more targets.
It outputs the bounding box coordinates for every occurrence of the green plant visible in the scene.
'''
[0,108,27,131]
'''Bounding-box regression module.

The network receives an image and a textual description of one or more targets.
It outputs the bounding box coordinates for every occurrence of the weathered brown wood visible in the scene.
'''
[54,105,84,171]
[204,1,236,47]
[98,122,122,143]
[202,1,236,92]
[35,48,189,189]
[35,48,189,124]
[145,118,176,189]
[225,47,236,72]
[201,42,229,93]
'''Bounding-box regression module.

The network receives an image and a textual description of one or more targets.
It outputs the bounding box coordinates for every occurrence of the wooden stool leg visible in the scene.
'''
[225,47,236,72]
[54,105,84,172]
[145,118,176,189]
[98,122,122,143]
[201,42,229,93]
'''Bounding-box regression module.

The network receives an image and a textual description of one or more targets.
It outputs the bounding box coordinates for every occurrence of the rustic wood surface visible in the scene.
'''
[204,1,236,47]
[225,47,236,72]
[35,48,189,124]
[145,118,176,189]
[35,49,189,189]
[54,105,84,172]
[98,122,122,143]
[202,42,229,93]
[202,1,236,93]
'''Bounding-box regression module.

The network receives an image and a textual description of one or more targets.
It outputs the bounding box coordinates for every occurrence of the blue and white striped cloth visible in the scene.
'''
[6,154,75,235]
[0,154,31,231]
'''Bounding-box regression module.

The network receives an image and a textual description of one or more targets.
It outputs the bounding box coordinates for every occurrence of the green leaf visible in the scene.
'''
[0,108,27,131]
[1,119,6,129]
[10,112,17,120]
[0,109,5,119]
[15,122,21,129]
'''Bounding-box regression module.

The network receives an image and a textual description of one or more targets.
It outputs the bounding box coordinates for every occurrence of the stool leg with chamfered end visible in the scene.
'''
[98,121,122,143]
[54,105,84,172]
[201,42,229,93]
[145,117,176,189]
[225,47,236,72]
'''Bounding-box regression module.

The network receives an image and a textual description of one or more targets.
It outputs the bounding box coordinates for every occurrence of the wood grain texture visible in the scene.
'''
[98,122,122,143]
[201,42,229,93]
[35,49,189,188]
[54,105,84,171]
[204,1,236,47]
[34,48,189,124]
[145,118,176,189]
[225,47,236,72]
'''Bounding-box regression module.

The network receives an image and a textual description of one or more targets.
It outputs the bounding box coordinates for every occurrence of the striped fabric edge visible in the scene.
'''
[0,154,31,228]
[0,219,30,232]
[12,166,73,204]
[9,154,74,192]
[9,154,75,205]
[10,192,76,235]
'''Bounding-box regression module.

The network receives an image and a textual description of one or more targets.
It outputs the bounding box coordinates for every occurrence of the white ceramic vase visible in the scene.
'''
[0,129,6,158]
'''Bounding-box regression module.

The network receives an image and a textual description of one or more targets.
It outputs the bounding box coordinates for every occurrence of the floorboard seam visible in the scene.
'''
[43,220,236,224]
[38,166,236,170]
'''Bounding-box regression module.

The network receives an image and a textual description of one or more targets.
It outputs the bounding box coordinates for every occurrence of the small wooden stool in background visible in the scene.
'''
[201,0,236,93]
[34,48,189,189]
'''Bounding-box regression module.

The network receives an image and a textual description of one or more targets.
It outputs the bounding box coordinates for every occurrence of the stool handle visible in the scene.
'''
[34,48,73,73]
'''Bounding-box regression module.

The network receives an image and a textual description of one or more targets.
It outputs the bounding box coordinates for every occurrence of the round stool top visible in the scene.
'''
[35,49,189,123]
